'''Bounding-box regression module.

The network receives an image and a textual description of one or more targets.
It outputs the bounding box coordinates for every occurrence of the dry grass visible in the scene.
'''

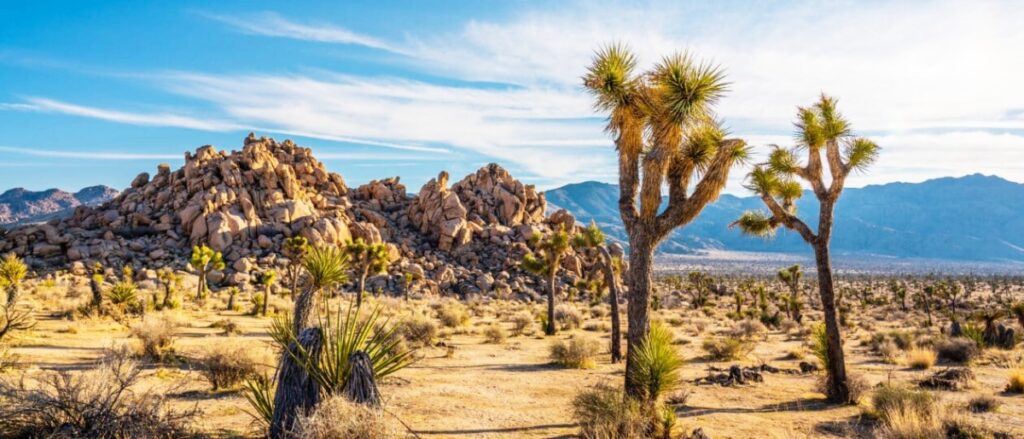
[1007,369,1024,393]
[196,342,260,390]
[702,336,754,361]
[904,348,937,370]
[571,381,645,439]
[130,314,179,361]
[436,301,470,328]
[290,396,409,438]
[550,334,602,369]
[483,323,507,344]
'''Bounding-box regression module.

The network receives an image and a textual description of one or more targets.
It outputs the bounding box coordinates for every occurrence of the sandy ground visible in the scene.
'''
[5,289,1024,439]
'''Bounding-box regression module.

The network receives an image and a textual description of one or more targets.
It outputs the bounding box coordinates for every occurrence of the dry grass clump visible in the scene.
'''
[815,372,869,405]
[482,323,507,344]
[869,384,944,439]
[731,319,767,339]
[197,343,260,390]
[878,340,900,364]
[550,334,602,369]
[130,314,179,361]
[701,336,754,361]
[935,338,980,364]
[290,396,409,439]
[436,301,470,328]
[555,304,584,330]
[589,305,607,318]
[1006,369,1024,394]
[904,348,937,370]
[0,358,198,438]
[966,394,1001,413]
[572,381,645,439]
[395,313,437,348]
[509,311,535,336]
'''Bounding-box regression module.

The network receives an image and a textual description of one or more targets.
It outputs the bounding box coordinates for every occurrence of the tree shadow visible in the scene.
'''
[677,397,835,418]
[411,423,576,436]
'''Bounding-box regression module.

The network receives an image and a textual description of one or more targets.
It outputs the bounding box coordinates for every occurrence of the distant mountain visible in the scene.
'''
[546,174,1024,262]
[0,186,118,225]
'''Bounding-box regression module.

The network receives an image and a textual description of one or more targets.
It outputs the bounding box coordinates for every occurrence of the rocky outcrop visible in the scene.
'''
[0,135,598,301]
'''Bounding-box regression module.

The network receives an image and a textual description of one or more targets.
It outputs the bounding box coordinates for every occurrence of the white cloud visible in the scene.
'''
[20,97,242,131]
[0,145,181,160]
[198,11,404,54]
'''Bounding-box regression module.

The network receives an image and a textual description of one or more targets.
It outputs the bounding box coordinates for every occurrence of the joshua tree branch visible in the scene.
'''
[657,139,743,235]
[758,192,817,244]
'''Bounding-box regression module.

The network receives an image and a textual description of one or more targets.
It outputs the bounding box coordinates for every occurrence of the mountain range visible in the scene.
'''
[0,186,118,225]
[546,174,1024,262]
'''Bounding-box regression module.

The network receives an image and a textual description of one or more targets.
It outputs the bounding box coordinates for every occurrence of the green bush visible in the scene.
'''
[632,321,684,402]
[572,382,645,439]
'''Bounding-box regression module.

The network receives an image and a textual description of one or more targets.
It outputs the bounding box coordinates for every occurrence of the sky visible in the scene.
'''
[1,0,1023,194]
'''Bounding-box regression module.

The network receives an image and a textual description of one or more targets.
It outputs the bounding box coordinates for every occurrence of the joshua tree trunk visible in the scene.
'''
[545,255,561,336]
[90,276,103,311]
[162,285,172,309]
[262,285,271,316]
[357,266,369,308]
[270,328,323,438]
[196,271,206,300]
[289,267,299,301]
[814,234,849,403]
[624,235,656,398]
[598,247,622,363]
[227,289,236,311]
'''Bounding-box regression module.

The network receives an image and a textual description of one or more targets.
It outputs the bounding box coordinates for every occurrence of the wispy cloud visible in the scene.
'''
[198,11,405,54]
[17,97,242,131]
[0,145,181,160]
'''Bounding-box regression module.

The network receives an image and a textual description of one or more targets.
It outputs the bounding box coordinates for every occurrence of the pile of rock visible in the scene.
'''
[0,134,600,301]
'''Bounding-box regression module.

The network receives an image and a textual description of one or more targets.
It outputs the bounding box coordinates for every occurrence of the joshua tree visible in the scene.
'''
[777,265,803,323]
[344,238,391,307]
[283,236,310,300]
[190,245,225,300]
[687,271,713,309]
[89,262,104,311]
[521,226,571,336]
[585,45,749,397]
[254,270,277,316]
[156,267,182,310]
[919,284,937,327]
[0,254,28,305]
[402,272,415,301]
[293,245,349,334]
[572,221,624,363]
[732,95,879,403]
[889,280,908,312]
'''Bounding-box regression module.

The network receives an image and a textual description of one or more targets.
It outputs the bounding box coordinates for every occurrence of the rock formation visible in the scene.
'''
[0,134,595,301]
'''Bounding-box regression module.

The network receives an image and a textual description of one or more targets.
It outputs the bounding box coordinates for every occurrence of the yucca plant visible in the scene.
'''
[243,374,275,428]
[275,301,415,395]
[106,280,138,307]
[811,322,830,371]
[632,321,684,403]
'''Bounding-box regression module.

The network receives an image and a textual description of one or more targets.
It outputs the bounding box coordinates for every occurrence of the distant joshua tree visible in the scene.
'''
[572,221,624,363]
[344,238,391,308]
[521,226,571,336]
[190,245,225,300]
[777,265,803,323]
[255,270,277,316]
[584,44,749,398]
[283,236,310,300]
[732,95,879,403]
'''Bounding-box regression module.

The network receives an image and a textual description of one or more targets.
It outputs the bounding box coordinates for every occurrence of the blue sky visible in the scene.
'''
[2,0,1023,194]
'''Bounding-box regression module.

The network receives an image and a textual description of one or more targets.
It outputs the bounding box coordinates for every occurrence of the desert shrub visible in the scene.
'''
[905,348,937,370]
[1007,369,1024,394]
[966,395,1001,413]
[935,338,980,364]
[779,320,800,334]
[583,321,610,332]
[550,334,602,369]
[786,347,806,360]
[589,305,607,319]
[870,384,937,423]
[875,403,944,439]
[209,318,241,336]
[510,311,534,336]
[731,319,767,339]
[395,314,437,348]
[198,343,259,390]
[701,336,754,361]
[572,381,646,439]
[878,340,900,364]
[0,359,198,438]
[290,395,408,439]
[555,304,584,330]
[436,301,470,328]
[810,323,830,369]
[482,323,507,344]
[130,315,178,361]
[632,321,684,402]
[815,372,869,405]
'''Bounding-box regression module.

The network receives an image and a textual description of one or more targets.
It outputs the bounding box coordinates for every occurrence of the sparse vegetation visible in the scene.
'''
[551,334,602,369]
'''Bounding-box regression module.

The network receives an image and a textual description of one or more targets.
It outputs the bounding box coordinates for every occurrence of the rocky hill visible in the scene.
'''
[547,174,1024,262]
[0,186,118,225]
[0,134,598,300]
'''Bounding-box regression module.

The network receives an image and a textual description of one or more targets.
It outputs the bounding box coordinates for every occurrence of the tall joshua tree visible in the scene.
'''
[584,45,749,397]
[344,238,391,308]
[572,221,624,363]
[521,226,571,336]
[732,94,879,403]
[777,265,803,323]
[190,245,225,300]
